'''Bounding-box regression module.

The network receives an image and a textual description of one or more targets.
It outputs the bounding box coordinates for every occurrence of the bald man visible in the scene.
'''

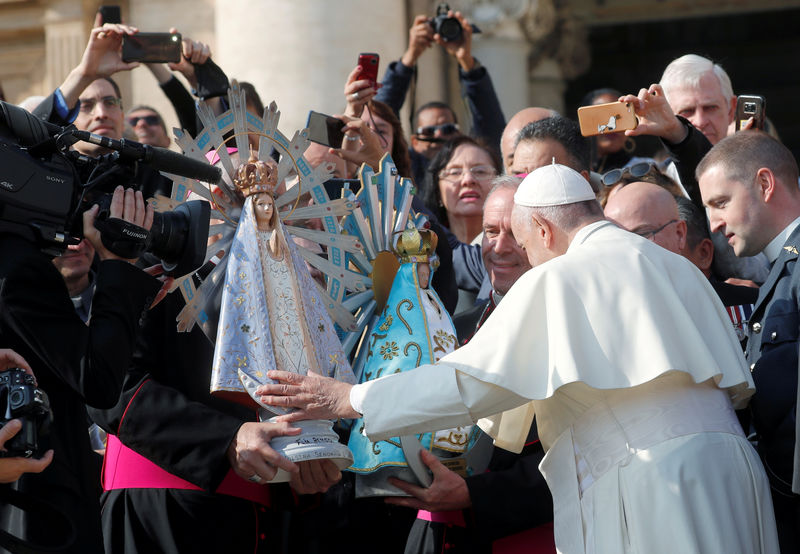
[500,107,555,171]
[604,182,757,338]
[604,181,687,254]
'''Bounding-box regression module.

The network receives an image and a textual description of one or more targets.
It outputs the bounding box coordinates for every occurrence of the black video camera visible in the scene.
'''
[0,369,52,458]
[0,101,218,276]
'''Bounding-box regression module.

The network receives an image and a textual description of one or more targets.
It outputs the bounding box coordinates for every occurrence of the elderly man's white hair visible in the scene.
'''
[660,54,734,108]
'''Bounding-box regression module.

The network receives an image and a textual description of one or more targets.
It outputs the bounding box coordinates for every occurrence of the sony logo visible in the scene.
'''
[46,175,66,184]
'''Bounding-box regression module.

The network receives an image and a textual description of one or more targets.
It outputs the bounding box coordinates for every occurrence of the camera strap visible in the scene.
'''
[0,487,76,553]
[93,217,150,260]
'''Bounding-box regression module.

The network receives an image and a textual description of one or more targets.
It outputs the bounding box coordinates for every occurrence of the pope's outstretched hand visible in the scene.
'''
[257,371,359,422]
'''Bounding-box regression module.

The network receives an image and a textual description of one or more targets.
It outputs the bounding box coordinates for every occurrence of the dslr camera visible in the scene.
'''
[0,369,52,458]
[428,4,481,44]
[430,3,462,42]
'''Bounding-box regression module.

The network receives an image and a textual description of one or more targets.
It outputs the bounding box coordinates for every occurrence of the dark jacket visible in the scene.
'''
[0,235,160,554]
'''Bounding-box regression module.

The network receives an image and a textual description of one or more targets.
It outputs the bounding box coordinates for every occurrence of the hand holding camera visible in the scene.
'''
[0,350,53,483]
[83,185,154,264]
[617,84,689,144]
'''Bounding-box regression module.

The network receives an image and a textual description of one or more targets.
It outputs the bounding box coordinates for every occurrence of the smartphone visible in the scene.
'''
[577,101,638,137]
[98,5,121,24]
[306,111,345,148]
[356,53,380,90]
[121,32,182,64]
[735,95,766,131]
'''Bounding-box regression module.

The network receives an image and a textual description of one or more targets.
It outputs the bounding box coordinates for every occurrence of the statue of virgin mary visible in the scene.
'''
[211,152,355,478]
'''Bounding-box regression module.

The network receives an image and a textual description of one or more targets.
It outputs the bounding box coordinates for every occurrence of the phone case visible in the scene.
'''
[735,95,766,131]
[577,101,638,137]
[356,53,380,88]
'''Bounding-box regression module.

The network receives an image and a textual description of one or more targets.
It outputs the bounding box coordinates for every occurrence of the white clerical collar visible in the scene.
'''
[567,219,613,252]
[763,215,800,263]
[491,290,504,305]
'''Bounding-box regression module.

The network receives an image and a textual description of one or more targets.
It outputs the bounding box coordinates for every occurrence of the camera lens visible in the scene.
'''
[9,389,24,408]
[438,18,462,42]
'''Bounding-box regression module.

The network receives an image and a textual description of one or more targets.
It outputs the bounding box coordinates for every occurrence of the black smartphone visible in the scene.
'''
[98,5,121,24]
[735,95,766,131]
[122,32,182,64]
[306,111,345,148]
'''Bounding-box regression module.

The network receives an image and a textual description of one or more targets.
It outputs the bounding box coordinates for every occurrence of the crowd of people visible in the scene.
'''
[1,6,799,554]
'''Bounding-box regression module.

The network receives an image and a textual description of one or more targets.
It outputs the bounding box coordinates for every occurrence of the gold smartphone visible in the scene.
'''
[577,101,638,137]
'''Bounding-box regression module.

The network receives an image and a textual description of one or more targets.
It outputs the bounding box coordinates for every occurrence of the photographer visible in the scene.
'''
[0,187,162,553]
[0,349,53,484]
[366,8,505,185]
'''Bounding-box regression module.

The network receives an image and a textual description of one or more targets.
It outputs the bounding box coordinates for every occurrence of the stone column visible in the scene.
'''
[43,0,86,91]
[214,0,407,134]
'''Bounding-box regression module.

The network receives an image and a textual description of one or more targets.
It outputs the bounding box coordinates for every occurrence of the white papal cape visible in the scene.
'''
[353,221,779,554]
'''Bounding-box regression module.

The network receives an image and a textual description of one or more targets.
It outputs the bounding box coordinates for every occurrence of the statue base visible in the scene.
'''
[264,417,354,483]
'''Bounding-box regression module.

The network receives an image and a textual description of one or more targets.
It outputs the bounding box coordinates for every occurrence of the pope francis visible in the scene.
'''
[257,163,779,554]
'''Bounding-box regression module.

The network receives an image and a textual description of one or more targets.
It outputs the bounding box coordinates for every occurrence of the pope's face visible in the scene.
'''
[481,188,531,295]
[253,193,275,230]
[511,205,550,268]
[700,165,767,257]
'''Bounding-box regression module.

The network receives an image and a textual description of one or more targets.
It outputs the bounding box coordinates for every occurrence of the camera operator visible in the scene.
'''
[0,187,162,554]
[0,349,53,484]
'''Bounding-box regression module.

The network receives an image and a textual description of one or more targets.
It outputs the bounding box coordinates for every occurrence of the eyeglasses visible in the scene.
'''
[415,123,460,137]
[439,165,496,182]
[127,115,161,127]
[634,219,678,240]
[79,96,123,114]
[601,162,654,187]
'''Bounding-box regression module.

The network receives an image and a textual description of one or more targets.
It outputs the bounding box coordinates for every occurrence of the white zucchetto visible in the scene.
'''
[514,162,596,207]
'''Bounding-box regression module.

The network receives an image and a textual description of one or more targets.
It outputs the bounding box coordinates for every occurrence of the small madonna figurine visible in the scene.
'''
[211,152,355,479]
[347,227,480,497]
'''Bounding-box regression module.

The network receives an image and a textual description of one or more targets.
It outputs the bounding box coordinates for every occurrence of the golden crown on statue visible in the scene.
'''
[233,151,278,198]
[392,227,438,265]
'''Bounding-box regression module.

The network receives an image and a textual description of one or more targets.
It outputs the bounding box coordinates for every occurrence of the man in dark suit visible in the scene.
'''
[697,131,800,551]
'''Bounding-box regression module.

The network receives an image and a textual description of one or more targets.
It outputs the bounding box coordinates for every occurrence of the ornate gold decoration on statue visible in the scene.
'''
[233,151,278,198]
[392,228,438,265]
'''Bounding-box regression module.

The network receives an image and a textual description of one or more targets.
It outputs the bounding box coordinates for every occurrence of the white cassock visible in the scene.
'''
[352,221,779,554]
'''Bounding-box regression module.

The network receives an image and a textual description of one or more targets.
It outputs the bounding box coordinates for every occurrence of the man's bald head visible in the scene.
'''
[501,107,555,171]
[604,181,687,254]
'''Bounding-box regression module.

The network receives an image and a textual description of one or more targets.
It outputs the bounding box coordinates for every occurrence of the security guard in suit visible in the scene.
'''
[698,130,800,552]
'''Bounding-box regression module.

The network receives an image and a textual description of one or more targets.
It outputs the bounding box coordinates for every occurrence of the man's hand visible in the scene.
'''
[166,27,211,89]
[0,349,32,374]
[385,449,471,511]
[435,11,475,72]
[0,420,54,483]
[619,84,687,144]
[83,186,154,264]
[227,421,300,483]
[401,15,435,68]
[59,21,140,108]
[289,459,342,495]
[328,115,386,171]
[256,371,358,422]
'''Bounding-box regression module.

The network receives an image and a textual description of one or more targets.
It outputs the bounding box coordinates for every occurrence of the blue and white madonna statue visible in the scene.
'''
[211,152,356,481]
[347,227,480,497]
